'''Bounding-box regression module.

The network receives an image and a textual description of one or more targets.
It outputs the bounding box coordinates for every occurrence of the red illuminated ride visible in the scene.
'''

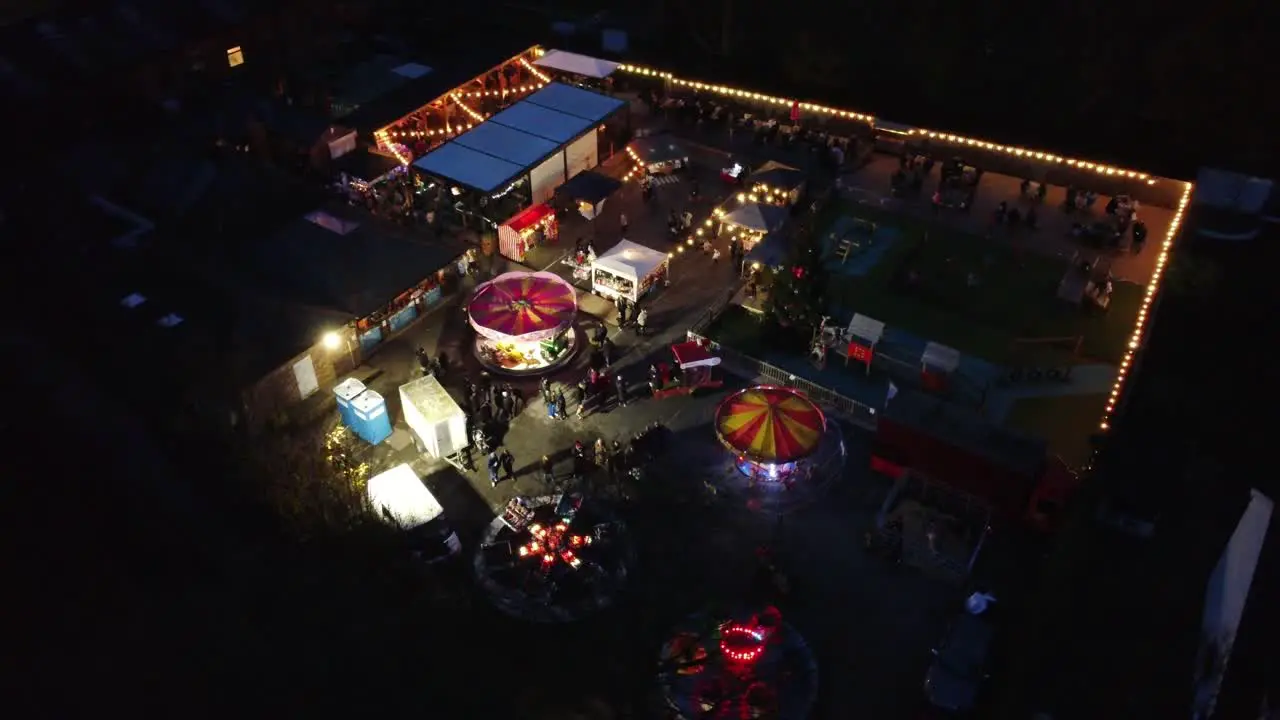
[652,341,725,399]
[658,606,817,720]
[516,521,593,570]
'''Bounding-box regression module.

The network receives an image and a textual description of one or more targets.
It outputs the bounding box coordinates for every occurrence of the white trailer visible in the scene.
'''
[398,375,468,459]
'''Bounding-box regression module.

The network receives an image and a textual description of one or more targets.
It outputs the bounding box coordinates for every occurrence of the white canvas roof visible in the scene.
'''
[593,239,668,282]
[922,341,961,372]
[847,313,885,343]
[367,463,445,530]
[534,50,620,79]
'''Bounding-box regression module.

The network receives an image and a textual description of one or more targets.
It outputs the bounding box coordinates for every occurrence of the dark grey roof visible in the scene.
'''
[251,204,469,317]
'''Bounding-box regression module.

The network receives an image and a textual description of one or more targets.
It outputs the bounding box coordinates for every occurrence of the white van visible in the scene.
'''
[367,464,461,563]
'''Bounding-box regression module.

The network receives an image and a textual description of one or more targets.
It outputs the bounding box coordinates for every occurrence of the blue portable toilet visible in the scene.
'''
[333,377,366,427]
[350,390,393,445]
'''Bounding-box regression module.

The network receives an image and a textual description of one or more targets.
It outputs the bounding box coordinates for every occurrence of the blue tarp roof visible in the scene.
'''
[453,121,560,167]
[412,143,524,193]
[487,102,593,144]
[523,82,626,123]
[746,233,790,266]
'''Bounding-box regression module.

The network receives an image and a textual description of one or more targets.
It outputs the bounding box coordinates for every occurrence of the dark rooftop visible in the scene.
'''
[882,388,1048,479]
[337,37,538,134]
[248,203,470,318]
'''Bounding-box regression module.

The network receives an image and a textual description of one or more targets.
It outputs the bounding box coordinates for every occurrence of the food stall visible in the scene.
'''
[468,271,579,375]
[556,169,622,220]
[627,136,691,175]
[497,202,559,262]
[716,201,789,255]
[748,161,807,206]
[591,239,670,302]
[653,341,724,399]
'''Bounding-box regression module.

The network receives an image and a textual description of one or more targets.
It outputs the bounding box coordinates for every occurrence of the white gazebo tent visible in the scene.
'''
[591,239,669,302]
[844,313,885,374]
[367,463,445,531]
[534,50,620,79]
[921,341,961,393]
[399,375,468,459]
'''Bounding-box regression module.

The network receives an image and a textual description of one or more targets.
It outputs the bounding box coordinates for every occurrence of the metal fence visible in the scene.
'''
[689,330,879,430]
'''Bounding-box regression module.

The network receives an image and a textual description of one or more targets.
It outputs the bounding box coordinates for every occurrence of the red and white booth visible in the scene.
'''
[498,203,559,262]
[844,314,884,375]
[921,341,961,394]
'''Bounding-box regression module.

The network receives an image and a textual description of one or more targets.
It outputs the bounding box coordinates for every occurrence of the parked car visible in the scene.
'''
[924,609,995,713]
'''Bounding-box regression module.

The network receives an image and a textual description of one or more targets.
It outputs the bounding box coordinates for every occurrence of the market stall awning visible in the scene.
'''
[593,239,668,282]
[723,202,789,233]
[749,161,807,192]
[488,101,595,144]
[468,271,577,343]
[533,50,620,79]
[412,142,524,193]
[504,203,555,233]
[453,120,561,168]
[671,341,721,369]
[745,232,789,266]
[523,82,626,123]
[715,386,826,465]
[557,170,622,204]
[628,136,690,165]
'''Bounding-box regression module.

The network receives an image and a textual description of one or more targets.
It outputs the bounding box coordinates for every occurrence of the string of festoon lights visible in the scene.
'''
[614,63,1157,184]
[1098,181,1193,433]
[450,93,487,123]
[520,57,552,84]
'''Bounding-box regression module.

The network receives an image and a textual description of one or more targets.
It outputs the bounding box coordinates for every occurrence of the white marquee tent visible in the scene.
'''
[534,50,620,79]
[591,239,669,302]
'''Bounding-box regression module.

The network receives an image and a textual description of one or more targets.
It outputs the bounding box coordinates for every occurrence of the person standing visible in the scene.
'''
[619,212,629,237]
[540,376,552,404]
[615,374,628,408]
[501,447,516,481]
[555,390,567,420]
[541,455,555,485]
[487,450,501,488]
[616,297,628,326]
[636,307,649,336]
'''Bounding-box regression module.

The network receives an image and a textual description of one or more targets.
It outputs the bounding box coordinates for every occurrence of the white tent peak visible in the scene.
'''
[534,50,619,79]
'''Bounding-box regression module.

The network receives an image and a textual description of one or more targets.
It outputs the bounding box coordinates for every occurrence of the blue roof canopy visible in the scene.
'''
[453,121,560,167]
[487,102,593,144]
[412,142,523,192]
[524,82,627,123]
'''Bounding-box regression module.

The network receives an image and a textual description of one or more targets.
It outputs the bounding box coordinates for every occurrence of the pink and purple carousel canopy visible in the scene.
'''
[468,271,577,343]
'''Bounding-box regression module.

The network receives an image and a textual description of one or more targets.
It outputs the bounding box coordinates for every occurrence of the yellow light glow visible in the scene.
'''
[322,332,342,350]
[1096,181,1194,432]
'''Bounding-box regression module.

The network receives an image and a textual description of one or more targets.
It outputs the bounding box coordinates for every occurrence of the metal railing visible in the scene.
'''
[688,330,879,430]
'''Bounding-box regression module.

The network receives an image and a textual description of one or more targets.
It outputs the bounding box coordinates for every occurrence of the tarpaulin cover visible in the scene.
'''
[715,386,825,464]
[468,271,577,342]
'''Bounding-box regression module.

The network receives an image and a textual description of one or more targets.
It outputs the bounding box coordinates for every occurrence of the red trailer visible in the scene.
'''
[870,389,1078,532]
[652,341,724,399]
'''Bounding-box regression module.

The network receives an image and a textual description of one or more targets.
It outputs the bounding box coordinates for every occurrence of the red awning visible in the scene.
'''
[504,203,554,233]
[671,341,720,369]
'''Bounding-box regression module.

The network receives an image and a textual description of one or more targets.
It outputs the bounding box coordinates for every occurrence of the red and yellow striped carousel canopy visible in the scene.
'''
[714,386,825,465]
[468,271,577,343]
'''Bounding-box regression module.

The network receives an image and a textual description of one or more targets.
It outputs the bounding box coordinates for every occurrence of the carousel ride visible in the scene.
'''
[658,606,819,720]
[475,494,632,623]
[714,386,827,483]
[468,271,579,375]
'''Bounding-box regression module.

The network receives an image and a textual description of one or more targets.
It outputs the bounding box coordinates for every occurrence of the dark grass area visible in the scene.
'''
[1004,393,1108,468]
[817,201,1140,365]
